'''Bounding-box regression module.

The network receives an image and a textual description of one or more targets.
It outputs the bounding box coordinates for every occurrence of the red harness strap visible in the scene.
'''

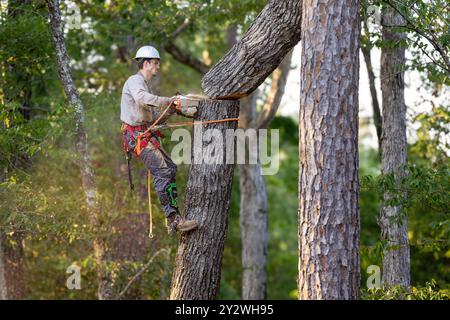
[121,123,164,156]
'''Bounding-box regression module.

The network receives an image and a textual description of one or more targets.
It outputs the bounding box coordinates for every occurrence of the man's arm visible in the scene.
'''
[143,105,177,125]
[128,75,171,107]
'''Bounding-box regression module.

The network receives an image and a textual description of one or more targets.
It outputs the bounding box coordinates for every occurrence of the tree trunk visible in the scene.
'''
[47,0,114,299]
[238,88,268,300]
[239,162,268,300]
[170,99,239,300]
[201,0,302,99]
[298,0,360,300]
[379,6,410,287]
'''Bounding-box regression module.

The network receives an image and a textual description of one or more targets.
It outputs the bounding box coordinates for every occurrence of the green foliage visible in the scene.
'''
[0,2,57,99]
[0,1,64,169]
[360,158,450,289]
[69,0,268,92]
[0,92,180,299]
[411,106,450,165]
[362,280,450,300]
[0,0,448,300]
[362,0,450,86]
[0,100,72,169]
[389,0,450,86]
[361,162,449,217]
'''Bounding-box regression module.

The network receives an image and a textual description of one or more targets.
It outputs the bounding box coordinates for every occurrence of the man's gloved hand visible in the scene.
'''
[169,96,181,111]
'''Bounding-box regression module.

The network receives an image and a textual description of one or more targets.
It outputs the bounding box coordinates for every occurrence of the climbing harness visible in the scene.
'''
[121,99,239,238]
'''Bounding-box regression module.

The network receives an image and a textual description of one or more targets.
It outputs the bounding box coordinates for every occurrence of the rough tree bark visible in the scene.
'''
[201,0,302,99]
[170,100,239,300]
[298,0,361,300]
[47,0,114,299]
[379,6,410,287]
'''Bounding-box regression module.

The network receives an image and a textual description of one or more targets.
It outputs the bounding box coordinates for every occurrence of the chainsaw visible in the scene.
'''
[172,93,208,118]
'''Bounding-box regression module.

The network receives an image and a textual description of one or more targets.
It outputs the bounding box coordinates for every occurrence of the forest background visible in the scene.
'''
[0,0,448,299]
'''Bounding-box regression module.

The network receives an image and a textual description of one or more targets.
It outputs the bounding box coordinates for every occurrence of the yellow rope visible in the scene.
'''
[147,170,153,238]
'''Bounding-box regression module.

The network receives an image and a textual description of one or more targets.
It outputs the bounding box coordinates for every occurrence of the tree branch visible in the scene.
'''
[171,18,190,38]
[383,0,450,72]
[201,0,302,99]
[362,19,382,151]
[116,248,170,299]
[163,41,210,75]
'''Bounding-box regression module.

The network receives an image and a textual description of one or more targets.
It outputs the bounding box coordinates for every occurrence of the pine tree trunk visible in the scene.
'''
[379,7,410,287]
[47,0,114,299]
[298,0,361,300]
[170,99,239,300]
[201,0,302,99]
[238,93,268,301]
[239,162,268,300]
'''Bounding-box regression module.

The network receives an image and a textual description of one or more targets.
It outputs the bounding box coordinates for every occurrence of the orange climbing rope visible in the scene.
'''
[136,103,239,156]
[155,117,240,129]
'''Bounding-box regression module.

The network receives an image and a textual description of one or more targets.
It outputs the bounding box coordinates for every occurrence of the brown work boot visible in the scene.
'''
[166,213,198,235]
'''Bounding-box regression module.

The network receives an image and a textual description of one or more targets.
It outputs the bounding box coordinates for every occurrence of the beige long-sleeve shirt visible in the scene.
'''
[120,72,173,126]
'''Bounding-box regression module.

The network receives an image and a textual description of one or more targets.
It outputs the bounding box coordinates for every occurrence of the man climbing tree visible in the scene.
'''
[120,45,198,235]
[298,0,361,299]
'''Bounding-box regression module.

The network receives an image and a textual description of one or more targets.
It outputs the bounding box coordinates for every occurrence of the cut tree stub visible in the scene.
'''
[201,0,302,100]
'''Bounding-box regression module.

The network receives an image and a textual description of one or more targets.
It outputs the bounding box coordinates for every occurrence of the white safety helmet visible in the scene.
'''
[134,45,160,60]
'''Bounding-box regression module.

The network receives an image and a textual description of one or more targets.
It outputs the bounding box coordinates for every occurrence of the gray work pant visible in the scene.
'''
[139,143,178,217]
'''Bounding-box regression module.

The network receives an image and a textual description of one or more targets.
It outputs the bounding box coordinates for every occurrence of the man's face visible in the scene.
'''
[144,59,160,78]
